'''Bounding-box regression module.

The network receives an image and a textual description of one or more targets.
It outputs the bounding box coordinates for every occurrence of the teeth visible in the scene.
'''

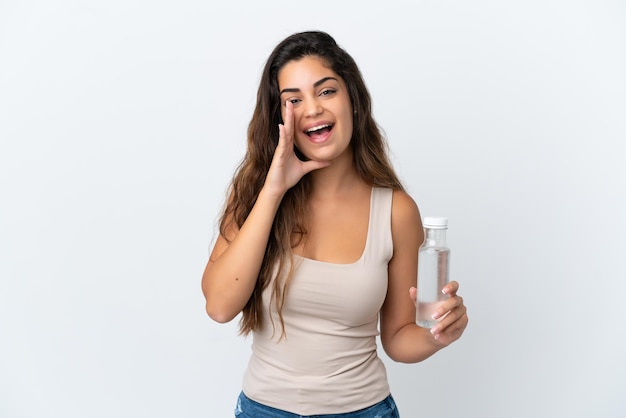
[306,124,332,133]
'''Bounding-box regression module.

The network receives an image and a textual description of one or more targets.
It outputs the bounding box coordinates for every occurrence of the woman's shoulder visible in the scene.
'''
[390,189,419,216]
[390,189,422,234]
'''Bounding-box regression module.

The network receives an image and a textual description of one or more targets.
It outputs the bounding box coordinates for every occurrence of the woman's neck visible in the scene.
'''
[307,148,366,198]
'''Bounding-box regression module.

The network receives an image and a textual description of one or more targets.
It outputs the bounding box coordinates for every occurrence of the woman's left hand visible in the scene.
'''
[409,281,468,347]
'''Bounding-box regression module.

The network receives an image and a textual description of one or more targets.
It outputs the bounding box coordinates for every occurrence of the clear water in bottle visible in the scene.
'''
[417,247,450,328]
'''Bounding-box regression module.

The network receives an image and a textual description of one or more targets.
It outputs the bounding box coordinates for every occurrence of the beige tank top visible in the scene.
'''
[242,187,393,415]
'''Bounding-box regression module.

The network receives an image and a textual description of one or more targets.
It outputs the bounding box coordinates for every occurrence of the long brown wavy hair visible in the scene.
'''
[219,31,405,337]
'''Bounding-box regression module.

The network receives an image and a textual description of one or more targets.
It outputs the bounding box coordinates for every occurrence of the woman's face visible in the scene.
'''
[277,56,354,163]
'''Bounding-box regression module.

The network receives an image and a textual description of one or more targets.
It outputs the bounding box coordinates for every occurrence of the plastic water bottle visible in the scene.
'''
[416,216,450,328]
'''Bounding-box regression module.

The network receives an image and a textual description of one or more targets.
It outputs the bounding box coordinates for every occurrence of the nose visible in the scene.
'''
[304,98,322,117]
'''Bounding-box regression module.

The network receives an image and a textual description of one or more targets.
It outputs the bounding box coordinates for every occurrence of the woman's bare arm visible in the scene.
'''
[201,189,283,323]
[380,191,468,362]
[201,101,330,323]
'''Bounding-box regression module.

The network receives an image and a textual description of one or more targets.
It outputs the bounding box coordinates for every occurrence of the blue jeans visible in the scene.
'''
[234,391,400,418]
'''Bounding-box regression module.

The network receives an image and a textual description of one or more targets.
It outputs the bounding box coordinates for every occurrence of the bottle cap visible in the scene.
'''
[423,216,448,229]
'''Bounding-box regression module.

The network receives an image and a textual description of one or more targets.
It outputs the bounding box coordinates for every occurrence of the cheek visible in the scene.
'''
[341,111,354,138]
[293,135,307,150]
[292,137,312,161]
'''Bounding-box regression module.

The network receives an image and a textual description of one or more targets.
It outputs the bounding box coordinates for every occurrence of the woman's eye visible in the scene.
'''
[288,98,300,105]
[320,89,336,96]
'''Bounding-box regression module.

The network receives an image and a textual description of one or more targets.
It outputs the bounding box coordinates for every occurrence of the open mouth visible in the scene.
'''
[304,123,334,140]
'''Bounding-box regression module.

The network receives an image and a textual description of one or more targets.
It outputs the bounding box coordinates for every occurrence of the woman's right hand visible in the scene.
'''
[263,101,330,197]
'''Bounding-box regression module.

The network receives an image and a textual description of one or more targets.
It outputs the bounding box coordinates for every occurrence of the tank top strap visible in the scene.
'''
[363,187,394,263]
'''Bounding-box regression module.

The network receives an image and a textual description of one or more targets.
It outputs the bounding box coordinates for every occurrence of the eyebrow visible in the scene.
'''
[279,77,338,95]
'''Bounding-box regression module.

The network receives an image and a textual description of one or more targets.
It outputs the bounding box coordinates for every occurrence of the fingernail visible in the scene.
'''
[442,288,448,294]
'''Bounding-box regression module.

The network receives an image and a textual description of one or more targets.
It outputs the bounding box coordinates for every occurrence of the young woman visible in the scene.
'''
[202,31,468,417]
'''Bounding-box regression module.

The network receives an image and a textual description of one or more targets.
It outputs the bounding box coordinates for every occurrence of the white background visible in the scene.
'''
[1,1,625,417]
